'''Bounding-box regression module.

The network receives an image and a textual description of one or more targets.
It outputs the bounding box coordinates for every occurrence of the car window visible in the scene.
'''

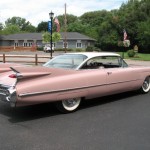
[44,54,87,69]
[80,56,128,69]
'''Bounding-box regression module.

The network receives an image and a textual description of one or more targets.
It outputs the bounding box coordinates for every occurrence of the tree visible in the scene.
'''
[67,21,86,33]
[80,10,108,27]
[5,17,35,32]
[42,32,61,43]
[42,32,50,43]
[52,32,61,42]
[79,10,112,40]
[117,0,150,52]
[37,21,48,32]
[136,19,150,53]
[24,25,36,32]
[97,21,118,51]
[1,24,21,34]
[56,14,78,31]
[0,23,3,31]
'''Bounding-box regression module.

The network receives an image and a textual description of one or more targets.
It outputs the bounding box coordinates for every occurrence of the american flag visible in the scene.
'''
[54,17,60,32]
[123,29,127,41]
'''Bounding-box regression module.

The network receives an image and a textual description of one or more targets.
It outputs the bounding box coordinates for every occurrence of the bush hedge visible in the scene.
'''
[86,46,101,52]
[127,49,135,57]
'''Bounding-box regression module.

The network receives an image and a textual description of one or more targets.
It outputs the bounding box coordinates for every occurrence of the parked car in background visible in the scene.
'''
[43,44,54,53]
[0,52,150,113]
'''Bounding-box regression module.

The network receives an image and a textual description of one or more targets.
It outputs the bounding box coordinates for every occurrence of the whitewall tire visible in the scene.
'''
[56,98,81,113]
[140,77,150,93]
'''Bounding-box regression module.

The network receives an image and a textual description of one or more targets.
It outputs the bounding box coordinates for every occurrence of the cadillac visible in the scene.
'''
[0,52,150,113]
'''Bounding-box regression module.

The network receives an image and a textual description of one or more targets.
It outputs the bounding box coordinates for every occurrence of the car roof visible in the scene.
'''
[66,52,120,59]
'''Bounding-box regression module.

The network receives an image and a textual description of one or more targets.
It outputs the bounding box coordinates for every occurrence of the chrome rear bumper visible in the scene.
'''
[0,84,17,107]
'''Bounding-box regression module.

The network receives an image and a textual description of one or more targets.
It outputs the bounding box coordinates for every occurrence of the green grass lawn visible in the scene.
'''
[118,52,150,61]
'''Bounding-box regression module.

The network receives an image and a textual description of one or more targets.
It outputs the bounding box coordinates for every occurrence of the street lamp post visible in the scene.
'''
[49,11,54,58]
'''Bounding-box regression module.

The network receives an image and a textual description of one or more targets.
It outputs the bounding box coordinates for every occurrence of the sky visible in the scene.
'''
[0,0,128,27]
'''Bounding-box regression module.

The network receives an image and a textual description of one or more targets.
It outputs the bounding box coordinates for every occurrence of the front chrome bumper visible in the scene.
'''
[0,84,17,107]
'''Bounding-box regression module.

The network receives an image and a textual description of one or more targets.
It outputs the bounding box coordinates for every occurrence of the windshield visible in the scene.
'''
[43,54,87,69]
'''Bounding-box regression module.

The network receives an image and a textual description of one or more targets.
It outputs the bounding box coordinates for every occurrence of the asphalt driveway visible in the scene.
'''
[0,91,150,150]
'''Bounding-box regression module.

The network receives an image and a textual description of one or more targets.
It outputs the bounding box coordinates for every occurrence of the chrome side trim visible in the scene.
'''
[19,83,104,97]
[19,79,141,97]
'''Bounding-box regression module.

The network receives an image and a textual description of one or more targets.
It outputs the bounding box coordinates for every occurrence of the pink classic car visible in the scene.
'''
[0,52,150,113]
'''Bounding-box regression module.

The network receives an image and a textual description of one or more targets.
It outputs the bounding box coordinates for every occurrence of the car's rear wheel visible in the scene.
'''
[140,76,150,93]
[56,98,81,113]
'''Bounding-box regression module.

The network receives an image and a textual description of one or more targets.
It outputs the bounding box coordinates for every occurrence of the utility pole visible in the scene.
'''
[49,11,54,58]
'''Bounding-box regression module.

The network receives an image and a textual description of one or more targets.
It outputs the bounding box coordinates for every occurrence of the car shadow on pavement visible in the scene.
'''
[0,91,139,123]
[0,102,60,123]
[80,91,138,110]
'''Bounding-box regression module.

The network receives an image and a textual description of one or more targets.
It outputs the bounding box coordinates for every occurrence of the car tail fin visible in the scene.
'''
[10,66,51,80]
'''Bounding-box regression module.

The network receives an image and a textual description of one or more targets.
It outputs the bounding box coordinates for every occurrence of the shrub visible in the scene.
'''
[94,47,101,52]
[86,46,101,52]
[37,46,44,51]
[127,49,135,57]
[54,48,74,52]
[75,48,85,52]
[54,48,63,51]
[86,46,94,52]
[66,48,74,52]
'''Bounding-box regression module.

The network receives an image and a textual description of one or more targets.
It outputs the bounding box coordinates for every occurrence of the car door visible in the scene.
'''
[106,67,137,95]
[104,56,139,95]
[84,69,108,99]
[80,56,108,99]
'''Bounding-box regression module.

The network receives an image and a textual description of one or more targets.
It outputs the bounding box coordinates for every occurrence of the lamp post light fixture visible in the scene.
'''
[49,11,54,58]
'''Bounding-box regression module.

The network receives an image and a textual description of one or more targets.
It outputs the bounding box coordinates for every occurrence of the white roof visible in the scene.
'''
[67,52,120,59]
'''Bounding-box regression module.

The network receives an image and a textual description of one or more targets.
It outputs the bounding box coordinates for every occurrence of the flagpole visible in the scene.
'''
[64,3,67,53]
[122,29,127,59]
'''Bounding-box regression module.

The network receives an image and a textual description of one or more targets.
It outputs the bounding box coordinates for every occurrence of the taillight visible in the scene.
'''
[9,74,17,78]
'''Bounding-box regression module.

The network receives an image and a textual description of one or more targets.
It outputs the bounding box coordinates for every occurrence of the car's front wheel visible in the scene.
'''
[140,76,150,93]
[56,98,81,113]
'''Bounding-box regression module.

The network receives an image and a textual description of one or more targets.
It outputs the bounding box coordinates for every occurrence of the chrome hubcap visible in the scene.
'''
[143,81,149,90]
[63,99,79,107]
[62,98,81,111]
[142,77,150,92]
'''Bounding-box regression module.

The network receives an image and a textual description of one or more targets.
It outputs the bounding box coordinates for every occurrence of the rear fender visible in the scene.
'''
[10,67,51,80]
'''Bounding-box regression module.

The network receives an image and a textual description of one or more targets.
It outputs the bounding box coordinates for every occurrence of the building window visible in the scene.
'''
[23,42,32,47]
[14,42,19,47]
[63,42,68,48]
[23,42,28,47]
[76,42,82,48]
[28,42,32,47]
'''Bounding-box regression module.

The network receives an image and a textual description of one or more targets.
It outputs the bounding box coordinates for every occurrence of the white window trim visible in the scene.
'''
[23,42,27,47]
[76,42,82,48]
[28,42,33,47]
[23,42,32,47]
[14,42,19,47]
